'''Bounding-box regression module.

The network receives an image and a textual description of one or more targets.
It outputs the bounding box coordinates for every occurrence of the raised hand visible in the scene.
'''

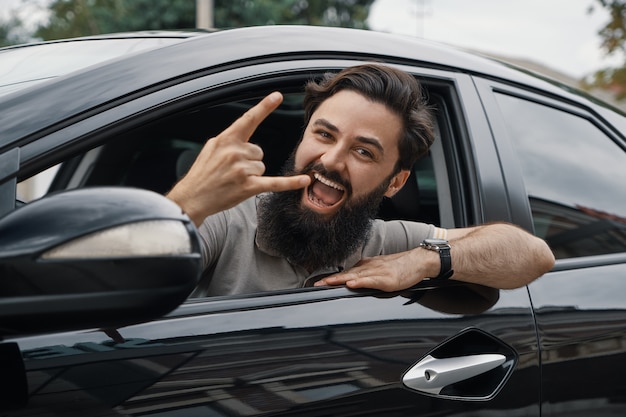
[167,92,311,226]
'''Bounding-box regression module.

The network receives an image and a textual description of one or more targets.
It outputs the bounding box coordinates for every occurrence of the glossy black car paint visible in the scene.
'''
[0,25,625,416]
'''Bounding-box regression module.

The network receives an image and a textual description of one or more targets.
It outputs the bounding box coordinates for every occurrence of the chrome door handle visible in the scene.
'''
[403,353,506,395]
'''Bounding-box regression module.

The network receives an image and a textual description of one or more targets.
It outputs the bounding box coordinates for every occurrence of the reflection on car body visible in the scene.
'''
[0,25,625,416]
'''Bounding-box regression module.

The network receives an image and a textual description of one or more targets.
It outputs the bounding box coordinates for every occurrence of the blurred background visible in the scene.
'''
[1,0,625,110]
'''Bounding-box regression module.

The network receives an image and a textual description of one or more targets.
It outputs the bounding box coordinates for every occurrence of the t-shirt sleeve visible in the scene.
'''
[363,219,448,256]
[197,210,230,270]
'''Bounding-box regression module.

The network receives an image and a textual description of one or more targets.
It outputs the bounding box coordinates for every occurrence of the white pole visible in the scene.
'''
[196,0,214,29]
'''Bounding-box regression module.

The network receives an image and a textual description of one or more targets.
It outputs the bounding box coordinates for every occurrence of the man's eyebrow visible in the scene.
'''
[313,118,339,132]
[313,118,385,155]
[356,135,385,155]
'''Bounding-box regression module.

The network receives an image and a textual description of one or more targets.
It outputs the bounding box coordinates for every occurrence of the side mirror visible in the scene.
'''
[0,187,201,336]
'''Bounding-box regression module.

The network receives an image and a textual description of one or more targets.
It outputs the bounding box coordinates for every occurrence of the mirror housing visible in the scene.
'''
[0,187,201,336]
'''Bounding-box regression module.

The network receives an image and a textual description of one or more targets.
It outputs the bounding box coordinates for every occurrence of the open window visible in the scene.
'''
[26,81,448,229]
[14,70,469,301]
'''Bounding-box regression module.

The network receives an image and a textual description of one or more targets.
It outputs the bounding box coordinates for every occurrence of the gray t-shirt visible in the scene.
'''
[191,195,443,297]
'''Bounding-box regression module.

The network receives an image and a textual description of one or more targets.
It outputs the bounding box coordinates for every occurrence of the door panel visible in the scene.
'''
[529,263,626,416]
[10,284,539,416]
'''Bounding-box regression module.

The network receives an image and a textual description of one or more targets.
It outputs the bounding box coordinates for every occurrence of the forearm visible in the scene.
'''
[446,222,555,289]
[315,222,555,292]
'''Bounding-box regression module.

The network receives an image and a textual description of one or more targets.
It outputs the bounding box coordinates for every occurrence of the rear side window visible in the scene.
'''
[495,93,626,259]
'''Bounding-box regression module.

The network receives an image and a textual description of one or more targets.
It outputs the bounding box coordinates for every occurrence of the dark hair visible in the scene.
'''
[303,63,434,171]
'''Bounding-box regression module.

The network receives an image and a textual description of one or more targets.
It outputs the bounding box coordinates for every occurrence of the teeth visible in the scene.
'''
[313,173,345,191]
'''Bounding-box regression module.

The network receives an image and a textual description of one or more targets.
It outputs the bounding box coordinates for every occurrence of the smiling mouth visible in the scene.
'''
[305,172,346,210]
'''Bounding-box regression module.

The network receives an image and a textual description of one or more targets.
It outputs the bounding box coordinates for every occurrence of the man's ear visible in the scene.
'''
[384,169,411,197]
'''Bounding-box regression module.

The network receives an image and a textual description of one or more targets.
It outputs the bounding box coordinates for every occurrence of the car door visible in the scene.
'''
[476,77,626,416]
[5,60,541,416]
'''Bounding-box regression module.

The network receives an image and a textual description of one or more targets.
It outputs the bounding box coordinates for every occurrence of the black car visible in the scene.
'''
[1,25,625,416]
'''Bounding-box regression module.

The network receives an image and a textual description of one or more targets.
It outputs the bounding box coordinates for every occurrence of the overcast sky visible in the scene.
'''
[368,0,621,79]
[2,0,622,79]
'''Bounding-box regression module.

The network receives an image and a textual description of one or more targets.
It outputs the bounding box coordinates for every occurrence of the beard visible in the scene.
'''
[256,158,393,272]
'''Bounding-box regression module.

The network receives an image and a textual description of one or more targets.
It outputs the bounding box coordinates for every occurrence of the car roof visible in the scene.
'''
[0,25,620,152]
[0,30,208,96]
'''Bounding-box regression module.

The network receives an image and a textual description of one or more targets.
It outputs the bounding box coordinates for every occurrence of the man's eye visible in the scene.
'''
[317,131,332,140]
[356,148,374,159]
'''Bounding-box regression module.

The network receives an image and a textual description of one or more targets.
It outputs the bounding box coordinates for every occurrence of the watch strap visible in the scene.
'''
[436,246,454,280]
[421,239,454,280]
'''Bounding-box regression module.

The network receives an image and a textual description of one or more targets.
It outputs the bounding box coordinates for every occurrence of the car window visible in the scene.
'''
[37,88,442,227]
[49,94,306,193]
[495,93,626,259]
[14,72,452,299]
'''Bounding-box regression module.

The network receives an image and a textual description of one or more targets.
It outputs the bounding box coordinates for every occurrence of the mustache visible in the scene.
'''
[296,162,353,197]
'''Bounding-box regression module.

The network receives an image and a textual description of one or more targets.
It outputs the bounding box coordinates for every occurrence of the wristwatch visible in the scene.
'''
[420,238,454,280]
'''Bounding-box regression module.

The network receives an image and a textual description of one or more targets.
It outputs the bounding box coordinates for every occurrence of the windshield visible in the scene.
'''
[0,37,188,97]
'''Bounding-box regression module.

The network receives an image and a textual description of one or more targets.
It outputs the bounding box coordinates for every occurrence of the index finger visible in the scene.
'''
[222,92,283,142]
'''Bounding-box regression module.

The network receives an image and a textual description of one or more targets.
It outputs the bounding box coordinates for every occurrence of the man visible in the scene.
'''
[167,64,555,297]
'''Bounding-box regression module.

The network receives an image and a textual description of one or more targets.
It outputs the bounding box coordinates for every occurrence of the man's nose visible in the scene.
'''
[319,144,346,172]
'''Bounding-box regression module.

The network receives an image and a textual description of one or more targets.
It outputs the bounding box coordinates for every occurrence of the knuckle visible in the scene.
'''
[245,143,264,159]
[252,143,264,158]
[246,162,264,177]
[230,163,249,178]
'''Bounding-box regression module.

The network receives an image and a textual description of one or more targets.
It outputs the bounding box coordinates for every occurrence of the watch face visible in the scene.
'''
[424,238,448,246]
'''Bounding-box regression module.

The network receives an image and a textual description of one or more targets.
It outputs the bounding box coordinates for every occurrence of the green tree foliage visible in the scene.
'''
[33,0,374,42]
[586,0,626,100]
[35,0,196,40]
[0,13,31,47]
[213,0,373,28]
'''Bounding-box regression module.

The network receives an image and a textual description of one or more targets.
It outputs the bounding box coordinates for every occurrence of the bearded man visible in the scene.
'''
[166,64,555,297]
